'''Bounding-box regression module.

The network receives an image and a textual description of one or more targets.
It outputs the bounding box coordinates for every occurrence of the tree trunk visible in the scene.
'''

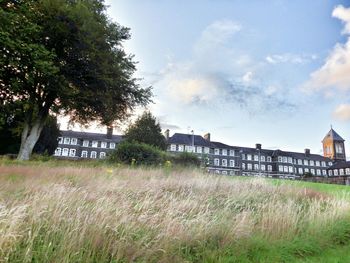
[17,118,45,160]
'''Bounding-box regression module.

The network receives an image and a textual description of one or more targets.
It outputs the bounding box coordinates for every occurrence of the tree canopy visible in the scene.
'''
[0,0,152,160]
[124,111,167,150]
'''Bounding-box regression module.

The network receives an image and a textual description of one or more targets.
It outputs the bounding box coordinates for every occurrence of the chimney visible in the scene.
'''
[305,148,310,157]
[204,133,211,141]
[107,126,113,139]
[164,129,170,141]
[256,143,262,150]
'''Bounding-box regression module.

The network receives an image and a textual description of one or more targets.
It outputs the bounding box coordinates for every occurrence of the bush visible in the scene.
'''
[109,141,166,166]
[170,152,201,167]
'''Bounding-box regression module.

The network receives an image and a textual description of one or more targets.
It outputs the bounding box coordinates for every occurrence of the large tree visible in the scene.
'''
[124,111,167,150]
[0,0,151,160]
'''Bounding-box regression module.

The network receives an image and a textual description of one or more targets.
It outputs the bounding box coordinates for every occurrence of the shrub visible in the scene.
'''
[170,152,201,167]
[109,141,166,166]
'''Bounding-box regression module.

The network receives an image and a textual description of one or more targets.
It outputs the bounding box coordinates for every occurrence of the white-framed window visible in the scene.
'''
[222,159,227,167]
[101,142,107,148]
[329,170,333,176]
[81,151,88,158]
[284,166,288,172]
[62,148,69,156]
[283,157,288,163]
[58,137,63,144]
[54,147,61,156]
[196,146,202,154]
[335,143,343,154]
[261,155,265,162]
[229,150,235,156]
[247,154,252,161]
[90,151,97,159]
[346,168,350,175]
[328,162,333,166]
[92,141,98,147]
[288,166,293,173]
[310,169,315,175]
[83,140,89,147]
[242,163,246,170]
[214,148,220,155]
[214,158,220,166]
[322,170,327,176]
[254,164,259,170]
[222,149,227,156]
[310,160,315,166]
[170,144,176,151]
[304,160,308,166]
[69,149,76,157]
[63,137,70,144]
[267,156,272,162]
[278,165,283,172]
[268,165,272,171]
[110,142,116,149]
[316,161,320,167]
[185,145,193,152]
[229,160,235,167]
[321,161,326,167]
[242,154,246,160]
[204,147,210,154]
[261,164,266,171]
[288,157,292,163]
[278,156,283,162]
[339,169,344,176]
[222,171,228,175]
[100,152,106,159]
[254,155,259,161]
[305,168,309,173]
[334,169,339,176]
[298,168,303,174]
[70,138,77,145]
[247,163,252,170]
[298,159,302,165]
[316,169,321,176]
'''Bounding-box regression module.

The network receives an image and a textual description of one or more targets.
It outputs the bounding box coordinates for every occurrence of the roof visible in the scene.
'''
[168,133,212,147]
[60,130,123,142]
[328,161,350,170]
[322,128,345,142]
[271,149,331,161]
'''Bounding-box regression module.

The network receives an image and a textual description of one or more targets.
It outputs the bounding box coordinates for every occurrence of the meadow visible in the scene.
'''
[1,159,350,262]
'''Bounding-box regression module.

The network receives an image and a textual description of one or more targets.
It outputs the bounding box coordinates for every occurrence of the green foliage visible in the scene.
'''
[124,111,167,150]
[109,141,166,166]
[170,152,201,167]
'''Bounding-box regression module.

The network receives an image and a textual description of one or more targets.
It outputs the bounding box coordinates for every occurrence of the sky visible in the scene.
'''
[63,0,350,157]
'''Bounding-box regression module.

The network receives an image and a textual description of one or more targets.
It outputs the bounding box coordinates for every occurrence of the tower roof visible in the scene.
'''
[322,128,345,142]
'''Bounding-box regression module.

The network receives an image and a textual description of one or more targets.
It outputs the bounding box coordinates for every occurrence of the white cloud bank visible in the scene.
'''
[333,104,350,121]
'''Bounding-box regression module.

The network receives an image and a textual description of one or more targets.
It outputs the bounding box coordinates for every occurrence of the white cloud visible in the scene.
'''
[333,104,350,121]
[242,71,253,83]
[302,5,350,93]
[265,53,317,64]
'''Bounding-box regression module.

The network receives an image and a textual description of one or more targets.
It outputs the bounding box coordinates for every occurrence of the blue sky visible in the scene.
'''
[73,0,350,156]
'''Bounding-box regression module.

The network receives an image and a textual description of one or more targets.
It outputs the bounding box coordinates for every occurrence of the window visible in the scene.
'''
[247,154,252,161]
[298,159,302,165]
[229,150,235,156]
[81,151,88,158]
[83,140,89,147]
[283,157,287,163]
[100,152,106,159]
[242,154,246,160]
[310,169,315,175]
[110,142,116,149]
[278,156,283,162]
[346,168,350,175]
[328,162,333,166]
[316,169,321,176]
[222,171,228,175]
[58,137,63,144]
[254,155,259,161]
[222,149,227,156]
[170,144,176,151]
[336,143,343,154]
[254,164,259,170]
[242,163,246,170]
[71,138,77,145]
[298,168,303,174]
[334,169,338,176]
[222,159,227,167]
[63,137,70,144]
[305,168,309,173]
[288,166,293,173]
[322,170,327,176]
[304,160,308,166]
[62,148,69,156]
[268,165,272,171]
[214,158,220,166]
[69,149,76,157]
[247,163,252,170]
[204,147,210,154]
[214,148,220,155]
[101,142,107,148]
[288,157,292,163]
[316,161,320,167]
[90,151,97,159]
[261,164,266,171]
[278,165,283,172]
[339,169,344,175]
[310,160,314,166]
[267,156,272,162]
[261,155,265,162]
[284,166,288,172]
[54,148,61,156]
[329,170,333,176]
[185,145,193,152]
[196,146,202,154]
[92,141,98,147]
[321,161,326,167]
[229,160,235,167]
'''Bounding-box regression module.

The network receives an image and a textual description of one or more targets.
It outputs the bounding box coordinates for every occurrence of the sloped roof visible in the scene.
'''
[60,130,123,142]
[322,128,345,142]
[168,133,212,147]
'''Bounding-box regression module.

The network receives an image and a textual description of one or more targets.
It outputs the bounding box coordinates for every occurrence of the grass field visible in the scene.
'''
[1,160,350,262]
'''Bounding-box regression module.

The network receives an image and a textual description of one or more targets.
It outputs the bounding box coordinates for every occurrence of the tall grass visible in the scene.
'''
[1,162,350,262]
